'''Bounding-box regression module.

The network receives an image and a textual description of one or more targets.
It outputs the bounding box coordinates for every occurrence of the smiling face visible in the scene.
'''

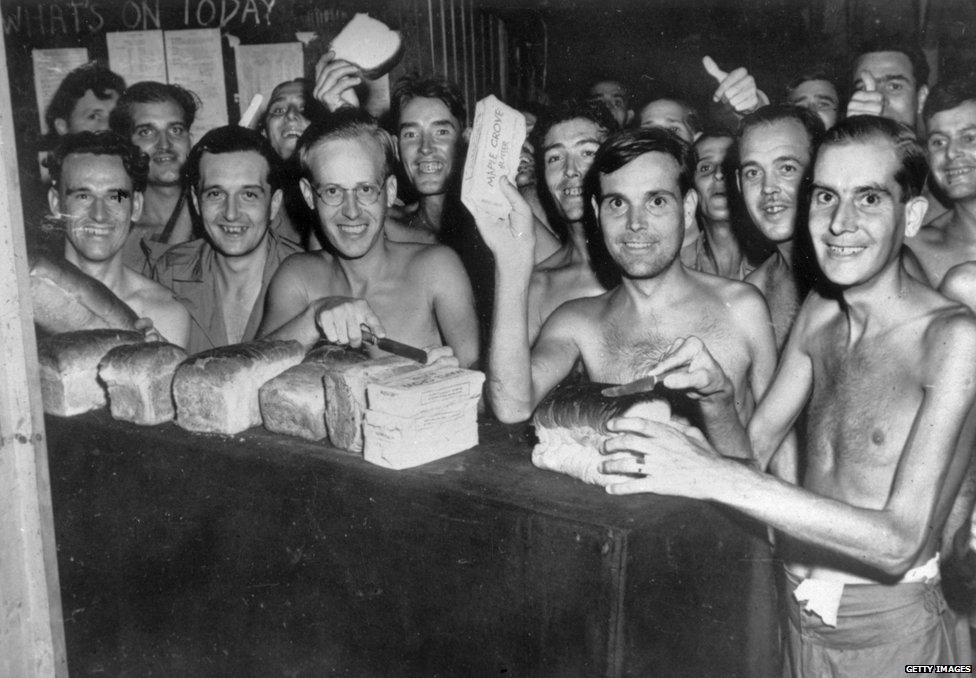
[595,151,695,279]
[264,82,310,160]
[194,150,281,258]
[639,99,695,143]
[50,152,143,264]
[300,136,397,260]
[926,100,976,203]
[853,51,926,127]
[787,79,839,130]
[542,117,605,223]
[397,96,461,197]
[129,99,191,188]
[737,118,812,244]
[693,135,733,223]
[809,140,923,287]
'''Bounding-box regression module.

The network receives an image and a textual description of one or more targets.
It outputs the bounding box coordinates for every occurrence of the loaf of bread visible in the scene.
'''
[29,254,140,333]
[38,329,145,416]
[363,365,485,469]
[531,382,672,487]
[323,356,418,452]
[173,340,304,434]
[330,13,402,77]
[98,342,188,425]
[259,345,368,441]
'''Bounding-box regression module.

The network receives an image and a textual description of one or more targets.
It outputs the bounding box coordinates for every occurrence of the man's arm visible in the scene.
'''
[257,254,325,345]
[154,297,191,349]
[422,246,480,368]
[605,310,976,578]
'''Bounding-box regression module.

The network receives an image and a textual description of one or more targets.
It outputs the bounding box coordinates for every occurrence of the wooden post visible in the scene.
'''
[0,18,69,678]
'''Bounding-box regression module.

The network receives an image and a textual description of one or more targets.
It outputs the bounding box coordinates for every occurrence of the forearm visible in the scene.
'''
[259,304,321,347]
[487,273,535,422]
[700,397,752,459]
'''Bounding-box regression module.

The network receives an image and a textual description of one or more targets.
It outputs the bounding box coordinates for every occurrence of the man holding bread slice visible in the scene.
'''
[257,108,479,369]
[153,126,301,354]
[46,131,190,346]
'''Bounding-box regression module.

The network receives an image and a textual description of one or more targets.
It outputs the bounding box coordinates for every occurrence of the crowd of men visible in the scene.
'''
[34,33,976,675]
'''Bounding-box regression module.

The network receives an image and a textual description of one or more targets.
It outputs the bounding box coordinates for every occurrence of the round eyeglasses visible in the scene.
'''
[311,182,383,207]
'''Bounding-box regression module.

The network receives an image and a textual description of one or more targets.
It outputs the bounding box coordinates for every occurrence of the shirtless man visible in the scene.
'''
[786,69,840,130]
[603,116,976,674]
[47,131,189,346]
[481,127,776,428]
[738,104,825,349]
[907,76,976,286]
[110,82,199,269]
[257,108,479,368]
[153,126,300,354]
[690,131,753,280]
[525,100,617,342]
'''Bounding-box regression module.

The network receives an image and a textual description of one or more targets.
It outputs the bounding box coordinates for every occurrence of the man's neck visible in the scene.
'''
[334,238,392,296]
[213,237,270,289]
[618,257,689,308]
[840,259,910,337]
[775,238,795,267]
[65,247,126,295]
[138,183,183,231]
[565,220,591,265]
[416,193,447,234]
[947,198,976,243]
[702,218,743,272]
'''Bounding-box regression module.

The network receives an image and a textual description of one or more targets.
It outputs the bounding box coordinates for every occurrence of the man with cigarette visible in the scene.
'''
[257,109,479,369]
[602,116,976,674]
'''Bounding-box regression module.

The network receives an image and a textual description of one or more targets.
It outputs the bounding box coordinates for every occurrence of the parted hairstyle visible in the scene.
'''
[530,98,618,175]
[639,97,703,138]
[46,62,126,135]
[391,75,467,127]
[853,39,930,89]
[817,115,928,201]
[738,103,826,151]
[922,75,976,125]
[295,107,398,181]
[109,81,200,136]
[583,126,696,205]
[47,131,149,193]
[184,125,283,193]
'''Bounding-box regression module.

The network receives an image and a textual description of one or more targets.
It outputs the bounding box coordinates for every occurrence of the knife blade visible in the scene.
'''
[361,325,428,364]
[601,374,662,398]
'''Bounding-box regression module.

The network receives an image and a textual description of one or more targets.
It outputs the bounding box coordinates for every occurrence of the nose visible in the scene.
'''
[714,165,725,181]
[341,188,361,218]
[223,195,238,221]
[627,206,647,232]
[285,105,301,121]
[91,196,108,223]
[946,137,963,160]
[828,199,857,236]
[565,153,582,178]
[419,130,433,156]
[158,129,172,151]
[761,177,780,195]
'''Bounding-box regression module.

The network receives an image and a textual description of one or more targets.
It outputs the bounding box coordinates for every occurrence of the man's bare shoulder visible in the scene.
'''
[534,243,574,272]
[744,254,775,288]
[546,288,614,325]
[276,249,337,274]
[122,266,182,307]
[912,210,953,246]
[922,302,976,370]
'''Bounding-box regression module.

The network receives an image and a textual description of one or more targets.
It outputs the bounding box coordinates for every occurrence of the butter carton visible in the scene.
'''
[363,396,480,469]
[366,365,485,418]
[461,95,526,225]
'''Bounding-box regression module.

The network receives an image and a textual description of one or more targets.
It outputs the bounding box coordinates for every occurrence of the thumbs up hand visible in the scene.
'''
[703,56,769,115]
[845,71,885,119]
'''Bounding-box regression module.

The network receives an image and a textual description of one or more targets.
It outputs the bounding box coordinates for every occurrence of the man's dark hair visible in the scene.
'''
[584,127,696,205]
[531,98,618,172]
[47,131,149,192]
[818,115,928,201]
[922,75,976,125]
[639,97,703,137]
[738,104,826,155]
[46,62,126,136]
[390,75,466,127]
[787,67,839,94]
[853,39,930,89]
[185,125,283,192]
[296,107,397,181]
[109,81,200,136]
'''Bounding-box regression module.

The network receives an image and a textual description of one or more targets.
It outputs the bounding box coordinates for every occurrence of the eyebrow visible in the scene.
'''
[398,119,457,131]
[811,182,893,197]
[201,183,266,192]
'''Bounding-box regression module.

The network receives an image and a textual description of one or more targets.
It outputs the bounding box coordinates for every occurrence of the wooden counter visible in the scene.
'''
[46,412,779,677]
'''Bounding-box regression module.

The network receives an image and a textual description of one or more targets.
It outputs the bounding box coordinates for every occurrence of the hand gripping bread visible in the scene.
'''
[29,254,140,333]
[531,382,672,487]
[259,345,368,441]
[98,342,189,425]
[173,340,304,434]
[39,329,145,416]
[330,14,402,77]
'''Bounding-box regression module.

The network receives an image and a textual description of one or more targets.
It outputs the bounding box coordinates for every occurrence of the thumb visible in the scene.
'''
[702,55,727,83]
[860,70,877,93]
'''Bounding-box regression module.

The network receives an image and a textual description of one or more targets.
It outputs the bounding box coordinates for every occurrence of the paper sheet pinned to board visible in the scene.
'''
[32,48,89,135]
[461,95,526,225]
[233,42,304,120]
[107,31,167,86]
[164,29,228,138]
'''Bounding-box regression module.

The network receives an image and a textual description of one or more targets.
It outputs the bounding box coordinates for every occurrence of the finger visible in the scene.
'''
[702,55,727,84]
[713,67,749,103]
[317,313,340,344]
[424,345,458,366]
[600,454,646,476]
[648,337,701,375]
[606,478,657,495]
[499,176,532,216]
[659,368,711,393]
[727,89,758,112]
[604,419,671,442]
[360,303,386,339]
[859,70,877,93]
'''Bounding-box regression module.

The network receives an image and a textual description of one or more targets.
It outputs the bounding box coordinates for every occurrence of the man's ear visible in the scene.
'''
[269,188,283,222]
[917,84,930,127]
[683,189,700,230]
[53,118,68,136]
[189,188,200,214]
[735,170,742,194]
[47,184,61,217]
[590,195,600,217]
[299,177,315,210]
[903,195,928,239]
[130,190,144,225]
[462,127,472,144]
[625,109,635,127]
[384,174,398,207]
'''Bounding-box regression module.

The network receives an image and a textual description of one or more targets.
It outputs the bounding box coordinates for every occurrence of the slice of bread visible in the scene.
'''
[330,14,402,77]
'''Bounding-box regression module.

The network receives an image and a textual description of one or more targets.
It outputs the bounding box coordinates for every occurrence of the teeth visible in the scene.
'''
[563,187,582,197]
[221,225,248,235]
[339,224,368,235]
[946,167,974,178]
[827,244,865,255]
[622,241,653,249]
[418,162,443,174]
[763,204,786,215]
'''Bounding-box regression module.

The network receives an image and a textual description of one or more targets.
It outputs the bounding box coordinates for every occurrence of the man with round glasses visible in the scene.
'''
[152,125,301,354]
[257,108,479,368]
